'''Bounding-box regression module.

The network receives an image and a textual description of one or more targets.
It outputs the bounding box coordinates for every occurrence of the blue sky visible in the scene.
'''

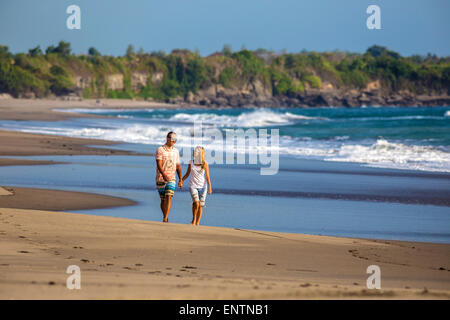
[0,0,449,56]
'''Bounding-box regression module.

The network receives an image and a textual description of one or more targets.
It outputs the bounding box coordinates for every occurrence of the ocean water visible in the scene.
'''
[1,106,449,172]
[0,106,449,243]
[1,152,449,243]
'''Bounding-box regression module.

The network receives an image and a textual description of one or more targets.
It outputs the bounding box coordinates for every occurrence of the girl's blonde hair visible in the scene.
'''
[194,146,206,169]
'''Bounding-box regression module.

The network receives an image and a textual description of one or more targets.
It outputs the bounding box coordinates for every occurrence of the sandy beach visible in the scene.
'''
[0,97,179,122]
[0,205,449,299]
[0,98,449,299]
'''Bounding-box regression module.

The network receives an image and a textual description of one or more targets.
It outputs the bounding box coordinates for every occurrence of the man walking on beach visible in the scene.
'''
[155,132,182,222]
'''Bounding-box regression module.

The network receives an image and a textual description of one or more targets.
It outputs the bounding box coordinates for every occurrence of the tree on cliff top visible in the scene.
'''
[126,44,135,59]
[88,47,101,57]
[28,46,43,57]
[46,41,71,56]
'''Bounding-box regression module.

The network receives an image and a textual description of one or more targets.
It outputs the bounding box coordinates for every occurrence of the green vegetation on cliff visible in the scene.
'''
[0,42,448,100]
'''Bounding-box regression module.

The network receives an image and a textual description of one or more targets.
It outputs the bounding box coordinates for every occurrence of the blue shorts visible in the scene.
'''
[156,180,176,199]
[190,186,207,207]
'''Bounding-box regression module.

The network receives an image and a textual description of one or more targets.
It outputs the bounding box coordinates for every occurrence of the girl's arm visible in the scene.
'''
[205,162,212,194]
[182,163,191,181]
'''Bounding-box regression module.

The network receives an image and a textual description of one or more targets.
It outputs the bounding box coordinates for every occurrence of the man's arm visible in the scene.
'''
[176,163,183,188]
[156,159,169,181]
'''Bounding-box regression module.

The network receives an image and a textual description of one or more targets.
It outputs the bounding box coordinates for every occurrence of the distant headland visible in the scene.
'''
[1,43,449,107]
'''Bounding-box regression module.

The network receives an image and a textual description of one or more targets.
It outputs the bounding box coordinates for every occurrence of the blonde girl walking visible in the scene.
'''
[182,146,212,225]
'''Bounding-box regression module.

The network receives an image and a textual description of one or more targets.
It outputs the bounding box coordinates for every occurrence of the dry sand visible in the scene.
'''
[0,207,449,299]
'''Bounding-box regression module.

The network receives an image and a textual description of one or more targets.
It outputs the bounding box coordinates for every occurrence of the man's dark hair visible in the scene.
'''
[167,131,175,138]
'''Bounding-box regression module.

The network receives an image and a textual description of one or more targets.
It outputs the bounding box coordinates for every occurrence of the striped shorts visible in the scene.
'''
[156,180,176,199]
[190,186,207,207]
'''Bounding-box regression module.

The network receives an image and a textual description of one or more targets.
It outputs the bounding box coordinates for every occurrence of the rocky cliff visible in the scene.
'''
[167,80,450,108]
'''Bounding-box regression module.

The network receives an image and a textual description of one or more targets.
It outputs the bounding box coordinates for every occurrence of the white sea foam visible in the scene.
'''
[9,122,450,172]
[346,115,445,121]
[2,107,449,173]
[169,109,319,127]
[326,139,450,172]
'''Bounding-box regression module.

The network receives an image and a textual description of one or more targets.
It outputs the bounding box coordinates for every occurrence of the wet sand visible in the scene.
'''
[0,186,136,211]
[0,129,149,157]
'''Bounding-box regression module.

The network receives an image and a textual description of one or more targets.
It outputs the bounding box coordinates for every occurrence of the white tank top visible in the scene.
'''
[189,160,206,188]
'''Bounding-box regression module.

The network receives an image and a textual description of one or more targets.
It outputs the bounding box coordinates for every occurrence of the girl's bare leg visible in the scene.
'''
[195,206,203,225]
[191,202,199,225]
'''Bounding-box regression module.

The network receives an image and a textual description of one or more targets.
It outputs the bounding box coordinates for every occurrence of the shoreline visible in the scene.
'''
[0,207,449,299]
[0,97,183,122]
[0,186,137,211]
[0,129,152,158]
[0,97,448,123]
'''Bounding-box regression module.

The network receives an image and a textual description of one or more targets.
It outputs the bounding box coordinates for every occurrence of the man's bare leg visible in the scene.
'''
[191,202,199,225]
[160,199,165,217]
[195,206,203,226]
[163,195,172,222]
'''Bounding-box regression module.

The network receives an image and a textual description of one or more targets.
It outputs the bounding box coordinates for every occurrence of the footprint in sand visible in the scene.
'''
[80,259,90,263]
[287,269,318,273]
[18,250,30,253]
[182,265,197,269]
[123,266,136,270]
[135,263,143,266]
